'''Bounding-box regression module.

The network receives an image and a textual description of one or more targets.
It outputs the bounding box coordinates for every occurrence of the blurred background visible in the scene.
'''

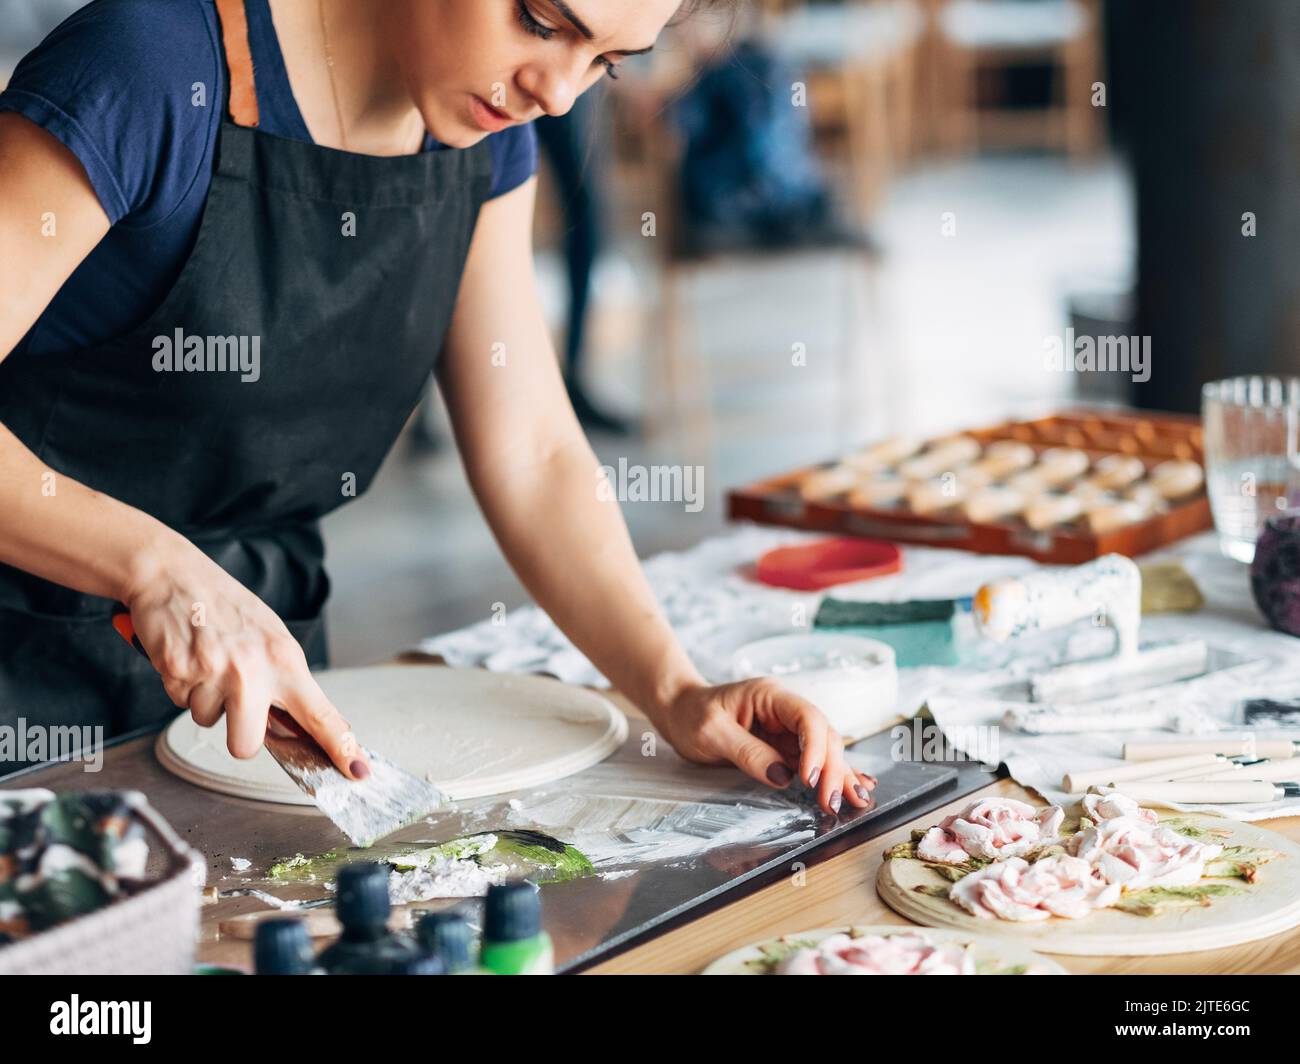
[4,0,1296,662]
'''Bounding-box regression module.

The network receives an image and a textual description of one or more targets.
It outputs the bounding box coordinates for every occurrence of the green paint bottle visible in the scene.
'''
[316,863,420,975]
[478,882,553,975]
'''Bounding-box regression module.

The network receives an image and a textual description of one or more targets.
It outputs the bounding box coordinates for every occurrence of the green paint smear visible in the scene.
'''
[485,830,594,882]
[1112,882,1244,917]
[1203,845,1283,883]
[268,851,340,882]
[976,960,1030,976]
[266,831,595,889]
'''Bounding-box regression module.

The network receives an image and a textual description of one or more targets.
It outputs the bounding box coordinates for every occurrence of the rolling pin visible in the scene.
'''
[1124,738,1300,761]
[1062,752,1226,793]
[1109,781,1300,805]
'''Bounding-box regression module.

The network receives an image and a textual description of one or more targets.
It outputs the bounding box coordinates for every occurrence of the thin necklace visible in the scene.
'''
[319,0,349,150]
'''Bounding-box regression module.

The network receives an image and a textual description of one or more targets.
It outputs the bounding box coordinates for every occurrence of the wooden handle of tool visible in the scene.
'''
[1063,753,1223,793]
[1115,781,1280,805]
[1181,758,1300,785]
[218,907,414,941]
[1133,762,1241,783]
[1124,738,1297,761]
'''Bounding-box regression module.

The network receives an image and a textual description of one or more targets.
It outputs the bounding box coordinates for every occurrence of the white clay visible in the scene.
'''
[906,477,966,515]
[1084,454,1146,492]
[971,440,1036,480]
[1149,460,1205,500]
[1085,498,1151,534]
[1023,493,1084,530]
[898,436,982,481]
[848,477,906,508]
[798,465,860,501]
[842,437,922,473]
[963,487,1027,523]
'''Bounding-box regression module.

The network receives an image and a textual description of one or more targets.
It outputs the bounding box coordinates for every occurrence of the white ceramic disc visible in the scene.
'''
[156,665,627,805]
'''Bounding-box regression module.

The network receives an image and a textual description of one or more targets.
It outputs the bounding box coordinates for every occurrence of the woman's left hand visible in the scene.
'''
[655,679,877,816]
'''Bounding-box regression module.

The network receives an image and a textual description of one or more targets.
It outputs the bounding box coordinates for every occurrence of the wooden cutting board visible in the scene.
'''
[701,924,1070,975]
[877,814,1300,956]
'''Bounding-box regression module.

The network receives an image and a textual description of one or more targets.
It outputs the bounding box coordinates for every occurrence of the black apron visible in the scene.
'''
[0,0,493,760]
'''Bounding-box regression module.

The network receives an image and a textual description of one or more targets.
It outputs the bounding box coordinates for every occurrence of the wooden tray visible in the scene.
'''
[726,409,1211,563]
[877,813,1300,956]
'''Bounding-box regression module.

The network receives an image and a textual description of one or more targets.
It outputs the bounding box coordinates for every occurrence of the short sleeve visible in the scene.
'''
[486,122,538,200]
[0,0,222,226]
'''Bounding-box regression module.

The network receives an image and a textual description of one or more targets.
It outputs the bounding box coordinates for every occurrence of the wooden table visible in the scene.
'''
[589,777,1300,975]
[7,696,1300,975]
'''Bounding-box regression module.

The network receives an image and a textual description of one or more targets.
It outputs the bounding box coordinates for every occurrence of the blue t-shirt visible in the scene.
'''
[0,0,537,358]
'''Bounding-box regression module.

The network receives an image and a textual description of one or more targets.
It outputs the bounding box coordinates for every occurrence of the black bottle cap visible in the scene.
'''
[387,953,447,976]
[254,918,315,975]
[483,881,541,944]
[335,862,391,929]
[416,911,474,970]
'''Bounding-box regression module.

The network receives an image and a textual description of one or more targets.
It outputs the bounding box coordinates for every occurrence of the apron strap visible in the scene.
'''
[214,0,261,128]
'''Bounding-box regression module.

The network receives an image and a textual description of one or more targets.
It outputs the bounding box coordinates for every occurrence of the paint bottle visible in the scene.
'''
[416,911,477,975]
[316,862,420,975]
[478,882,553,975]
[254,917,320,975]
[386,953,447,976]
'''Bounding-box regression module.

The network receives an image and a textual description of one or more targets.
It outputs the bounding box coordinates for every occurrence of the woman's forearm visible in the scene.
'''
[468,434,704,721]
[0,423,188,604]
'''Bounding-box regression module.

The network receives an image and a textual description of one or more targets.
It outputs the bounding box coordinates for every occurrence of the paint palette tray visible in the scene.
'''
[727,410,1211,563]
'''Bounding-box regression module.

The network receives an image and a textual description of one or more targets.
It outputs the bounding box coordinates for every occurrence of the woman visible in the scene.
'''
[0,0,874,816]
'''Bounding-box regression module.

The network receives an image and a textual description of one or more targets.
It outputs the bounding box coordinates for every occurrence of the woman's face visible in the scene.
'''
[388,0,683,148]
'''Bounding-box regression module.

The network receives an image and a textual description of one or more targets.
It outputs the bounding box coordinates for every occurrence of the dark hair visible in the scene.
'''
[672,0,740,28]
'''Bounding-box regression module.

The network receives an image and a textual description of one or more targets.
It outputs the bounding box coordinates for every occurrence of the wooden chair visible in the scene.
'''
[637,107,882,463]
[759,0,926,220]
[927,0,1104,158]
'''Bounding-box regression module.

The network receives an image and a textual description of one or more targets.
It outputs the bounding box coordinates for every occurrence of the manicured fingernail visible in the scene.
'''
[864,775,878,786]
[808,767,821,788]
[350,759,370,780]
[767,763,793,786]
[855,784,868,800]
[829,790,842,813]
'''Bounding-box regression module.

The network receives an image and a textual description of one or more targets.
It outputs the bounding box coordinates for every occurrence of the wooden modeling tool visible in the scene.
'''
[1107,781,1300,805]
[1125,738,1300,761]
[1062,753,1226,794]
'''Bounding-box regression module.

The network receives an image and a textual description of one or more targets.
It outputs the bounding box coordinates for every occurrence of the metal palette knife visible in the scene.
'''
[113,613,442,846]
[261,707,444,847]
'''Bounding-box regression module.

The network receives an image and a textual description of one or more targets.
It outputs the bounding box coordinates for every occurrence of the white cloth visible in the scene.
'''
[418,526,1300,821]
[924,536,1300,821]
[418,525,1036,687]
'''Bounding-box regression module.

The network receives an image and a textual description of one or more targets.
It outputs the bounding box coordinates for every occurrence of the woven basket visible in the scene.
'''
[0,792,206,975]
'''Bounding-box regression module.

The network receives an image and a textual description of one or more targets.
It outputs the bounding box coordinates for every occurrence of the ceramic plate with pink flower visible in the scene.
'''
[701,925,1068,975]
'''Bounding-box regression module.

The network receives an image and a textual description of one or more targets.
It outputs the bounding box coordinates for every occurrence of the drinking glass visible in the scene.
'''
[1202,376,1300,562]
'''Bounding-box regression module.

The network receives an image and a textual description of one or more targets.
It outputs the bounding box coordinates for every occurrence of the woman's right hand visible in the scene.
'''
[121,544,369,780]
